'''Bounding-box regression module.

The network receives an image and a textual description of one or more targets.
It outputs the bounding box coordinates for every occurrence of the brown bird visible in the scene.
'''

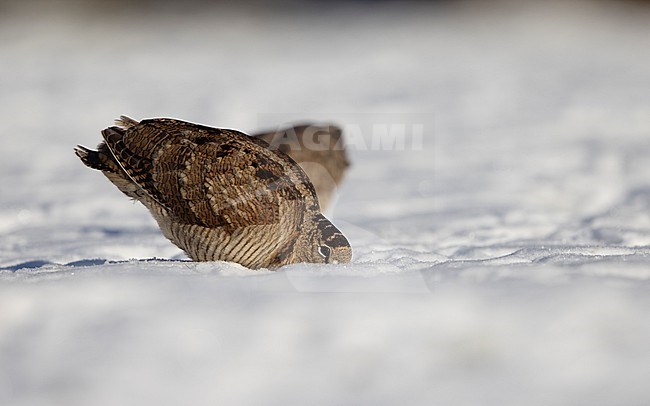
[251,124,350,212]
[75,116,352,269]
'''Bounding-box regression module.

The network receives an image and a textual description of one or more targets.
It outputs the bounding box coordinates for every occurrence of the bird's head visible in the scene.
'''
[308,213,352,264]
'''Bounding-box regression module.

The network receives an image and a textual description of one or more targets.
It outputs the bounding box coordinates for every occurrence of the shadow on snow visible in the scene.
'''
[1,258,190,272]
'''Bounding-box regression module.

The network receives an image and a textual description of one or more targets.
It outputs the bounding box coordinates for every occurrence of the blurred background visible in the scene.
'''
[1,1,650,405]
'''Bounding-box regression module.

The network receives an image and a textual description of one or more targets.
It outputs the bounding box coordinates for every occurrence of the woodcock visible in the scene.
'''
[75,116,351,269]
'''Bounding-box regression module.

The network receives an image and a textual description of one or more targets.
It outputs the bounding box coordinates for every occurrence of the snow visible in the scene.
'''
[1,1,650,405]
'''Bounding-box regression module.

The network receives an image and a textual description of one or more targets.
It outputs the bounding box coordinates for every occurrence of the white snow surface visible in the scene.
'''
[1,1,650,405]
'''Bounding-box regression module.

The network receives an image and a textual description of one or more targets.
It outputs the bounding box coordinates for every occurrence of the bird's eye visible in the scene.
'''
[318,245,331,260]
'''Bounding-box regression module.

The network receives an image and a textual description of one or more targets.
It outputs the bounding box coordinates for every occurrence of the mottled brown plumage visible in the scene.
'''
[75,116,351,269]
[252,124,350,212]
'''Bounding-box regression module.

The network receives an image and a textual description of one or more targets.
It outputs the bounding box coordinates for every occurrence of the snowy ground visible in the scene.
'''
[1,1,650,405]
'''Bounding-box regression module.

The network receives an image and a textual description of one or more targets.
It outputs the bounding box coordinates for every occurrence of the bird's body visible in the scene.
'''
[75,116,351,269]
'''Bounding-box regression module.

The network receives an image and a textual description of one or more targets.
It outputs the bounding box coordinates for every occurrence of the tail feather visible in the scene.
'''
[74,144,120,173]
[115,115,139,130]
[75,145,100,169]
